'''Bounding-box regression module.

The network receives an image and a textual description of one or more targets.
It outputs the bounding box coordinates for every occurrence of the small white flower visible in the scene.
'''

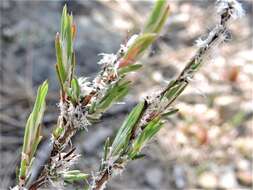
[217,0,245,19]
[195,37,208,48]
[98,53,117,65]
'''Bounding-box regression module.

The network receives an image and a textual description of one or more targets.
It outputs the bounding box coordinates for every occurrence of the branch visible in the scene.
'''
[90,1,244,189]
[27,0,170,189]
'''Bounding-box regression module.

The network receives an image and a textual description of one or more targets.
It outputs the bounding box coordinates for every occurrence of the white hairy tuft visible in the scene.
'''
[217,0,245,19]
[78,77,93,96]
[98,53,117,65]
[195,37,208,48]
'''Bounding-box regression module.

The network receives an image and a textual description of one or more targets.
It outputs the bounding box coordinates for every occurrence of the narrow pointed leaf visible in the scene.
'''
[129,117,163,159]
[153,5,170,33]
[62,170,89,183]
[103,137,110,162]
[22,81,48,155]
[111,101,145,156]
[96,80,131,112]
[55,33,66,83]
[71,77,80,102]
[66,15,73,59]
[120,33,157,67]
[100,137,110,171]
[53,126,64,139]
[19,159,27,180]
[55,64,64,91]
[161,108,179,117]
[163,82,187,101]
[118,64,143,75]
[61,4,67,40]
[19,81,48,182]
[69,52,76,83]
[143,0,169,33]
[131,153,146,160]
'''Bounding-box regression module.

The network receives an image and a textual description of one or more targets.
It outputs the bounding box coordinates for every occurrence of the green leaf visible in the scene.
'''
[88,101,97,114]
[66,14,73,59]
[53,126,64,139]
[22,81,48,155]
[20,81,48,181]
[163,82,187,102]
[111,101,145,156]
[30,126,42,161]
[55,64,64,91]
[118,0,169,68]
[61,4,67,40]
[71,77,80,102]
[55,33,66,83]
[143,0,169,33]
[103,137,110,162]
[69,52,76,83]
[19,159,27,180]
[131,153,146,160]
[62,170,89,183]
[57,5,75,91]
[118,64,143,75]
[122,33,157,67]
[96,80,131,112]
[153,5,170,33]
[161,108,179,117]
[129,117,163,159]
[100,137,110,171]
[113,86,129,103]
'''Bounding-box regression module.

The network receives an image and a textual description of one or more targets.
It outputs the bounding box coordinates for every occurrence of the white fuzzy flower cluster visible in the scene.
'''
[68,103,90,129]
[98,53,118,66]
[195,37,208,48]
[94,53,119,98]
[91,34,140,109]
[78,77,93,97]
[58,101,90,131]
[49,152,80,178]
[196,0,244,49]
[216,0,245,19]
[196,25,225,48]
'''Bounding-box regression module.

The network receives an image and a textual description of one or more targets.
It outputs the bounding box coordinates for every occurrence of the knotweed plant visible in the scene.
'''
[12,0,244,190]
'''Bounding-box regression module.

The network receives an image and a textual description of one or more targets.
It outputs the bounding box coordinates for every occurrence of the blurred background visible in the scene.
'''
[0,0,252,189]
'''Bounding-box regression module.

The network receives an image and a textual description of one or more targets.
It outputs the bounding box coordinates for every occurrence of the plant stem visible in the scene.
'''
[28,1,170,189]
[90,1,243,189]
